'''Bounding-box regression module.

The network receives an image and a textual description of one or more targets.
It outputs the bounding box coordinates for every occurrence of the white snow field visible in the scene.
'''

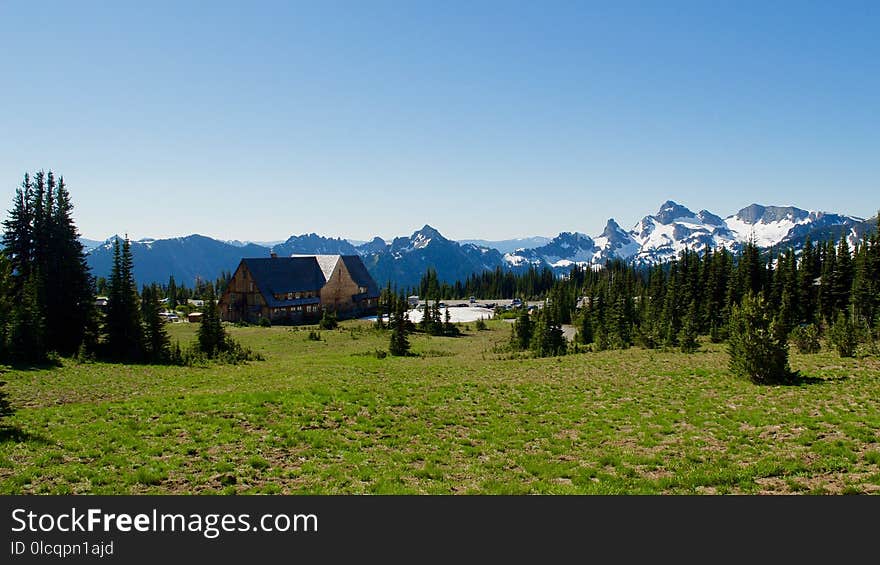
[362,306,495,324]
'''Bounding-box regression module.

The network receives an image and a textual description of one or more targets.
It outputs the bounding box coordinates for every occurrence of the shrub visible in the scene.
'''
[475,317,487,331]
[727,293,795,385]
[829,312,857,358]
[319,311,338,330]
[790,324,821,354]
[307,330,321,341]
[678,322,699,354]
[258,317,271,328]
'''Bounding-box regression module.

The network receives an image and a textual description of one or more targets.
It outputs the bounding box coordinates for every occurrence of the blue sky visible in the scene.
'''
[1,1,877,242]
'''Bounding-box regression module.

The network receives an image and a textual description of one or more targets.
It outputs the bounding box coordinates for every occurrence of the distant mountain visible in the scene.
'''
[502,200,862,273]
[83,202,871,289]
[79,237,103,252]
[270,233,359,256]
[458,236,552,254]
[358,225,506,289]
[225,239,285,248]
[86,235,271,287]
[504,232,597,270]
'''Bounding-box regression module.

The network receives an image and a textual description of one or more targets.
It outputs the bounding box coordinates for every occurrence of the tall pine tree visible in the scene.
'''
[105,236,143,361]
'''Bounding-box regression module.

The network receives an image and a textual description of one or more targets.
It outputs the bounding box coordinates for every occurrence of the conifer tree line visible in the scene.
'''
[430,220,880,362]
[0,172,254,365]
[95,270,232,307]
[420,266,557,301]
[0,172,95,361]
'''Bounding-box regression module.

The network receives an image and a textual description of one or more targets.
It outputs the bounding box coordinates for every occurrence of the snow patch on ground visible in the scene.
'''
[362,307,495,324]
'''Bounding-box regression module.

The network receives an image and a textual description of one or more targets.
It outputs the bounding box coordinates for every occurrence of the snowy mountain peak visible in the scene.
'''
[733,204,810,225]
[600,218,627,240]
[655,200,698,225]
[409,224,446,249]
[697,210,725,226]
[416,224,443,239]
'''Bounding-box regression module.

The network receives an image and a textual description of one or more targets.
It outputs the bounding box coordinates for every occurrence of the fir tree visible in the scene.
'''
[167,275,178,310]
[0,252,10,359]
[44,176,95,355]
[197,286,226,356]
[678,300,699,354]
[443,305,459,336]
[105,236,143,360]
[832,235,854,316]
[578,308,593,346]
[388,292,411,356]
[142,284,171,362]
[728,293,795,385]
[1,174,33,290]
[531,306,566,357]
[828,311,857,358]
[798,236,819,324]
[511,308,533,350]
[8,273,46,363]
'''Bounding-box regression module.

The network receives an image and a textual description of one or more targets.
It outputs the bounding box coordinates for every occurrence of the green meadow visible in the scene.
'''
[1,320,879,494]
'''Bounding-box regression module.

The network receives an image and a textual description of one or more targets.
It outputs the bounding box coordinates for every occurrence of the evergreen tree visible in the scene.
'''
[198,286,226,356]
[1,174,33,290]
[105,236,143,360]
[419,296,433,332]
[0,252,10,359]
[578,307,594,346]
[678,300,699,354]
[511,308,533,351]
[442,305,459,336]
[531,305,566,357]
[2,172,94,357]
[167,275,178,310]
[8,273,46,363]
[142,284,171,362]
[818,240,837,325]
[828,311,857,358]
[798,236,819,324]
[44,176,94,355]
[727,293,794,384]
[388,292,411,356]
[832,235,854,316]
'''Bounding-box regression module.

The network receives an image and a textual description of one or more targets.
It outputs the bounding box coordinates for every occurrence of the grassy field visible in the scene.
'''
[1,320,879,494]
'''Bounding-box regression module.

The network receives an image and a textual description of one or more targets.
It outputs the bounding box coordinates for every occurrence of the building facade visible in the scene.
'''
[219,254,380,324]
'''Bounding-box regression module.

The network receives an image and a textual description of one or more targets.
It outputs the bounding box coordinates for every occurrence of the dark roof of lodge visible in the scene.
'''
[339,255,380,298]
[238,255,380,307]
[241,257,326,307]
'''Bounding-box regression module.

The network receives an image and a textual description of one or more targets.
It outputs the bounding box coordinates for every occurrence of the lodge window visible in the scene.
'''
[359,286,368,294]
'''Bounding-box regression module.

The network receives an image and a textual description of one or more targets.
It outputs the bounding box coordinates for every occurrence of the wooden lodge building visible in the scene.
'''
[219,254,380,324]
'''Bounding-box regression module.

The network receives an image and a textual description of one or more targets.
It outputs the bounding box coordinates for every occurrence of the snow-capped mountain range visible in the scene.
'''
[84,201,868,287]
[503,201,862,271]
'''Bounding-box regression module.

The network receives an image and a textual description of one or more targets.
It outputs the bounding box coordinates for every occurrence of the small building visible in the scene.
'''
[95,296,109,309]
[187,312,203,323]
[219,254,379,324]
[407,295,420,308]
[187,299,205,308]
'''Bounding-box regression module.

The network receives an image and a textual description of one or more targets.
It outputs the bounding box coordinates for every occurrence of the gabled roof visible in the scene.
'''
[340,255,380,298]
[292,254,380,299]
[241,257,326,307]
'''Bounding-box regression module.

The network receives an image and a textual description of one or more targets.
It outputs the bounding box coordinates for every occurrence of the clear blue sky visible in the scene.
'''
[1,1,877,242]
